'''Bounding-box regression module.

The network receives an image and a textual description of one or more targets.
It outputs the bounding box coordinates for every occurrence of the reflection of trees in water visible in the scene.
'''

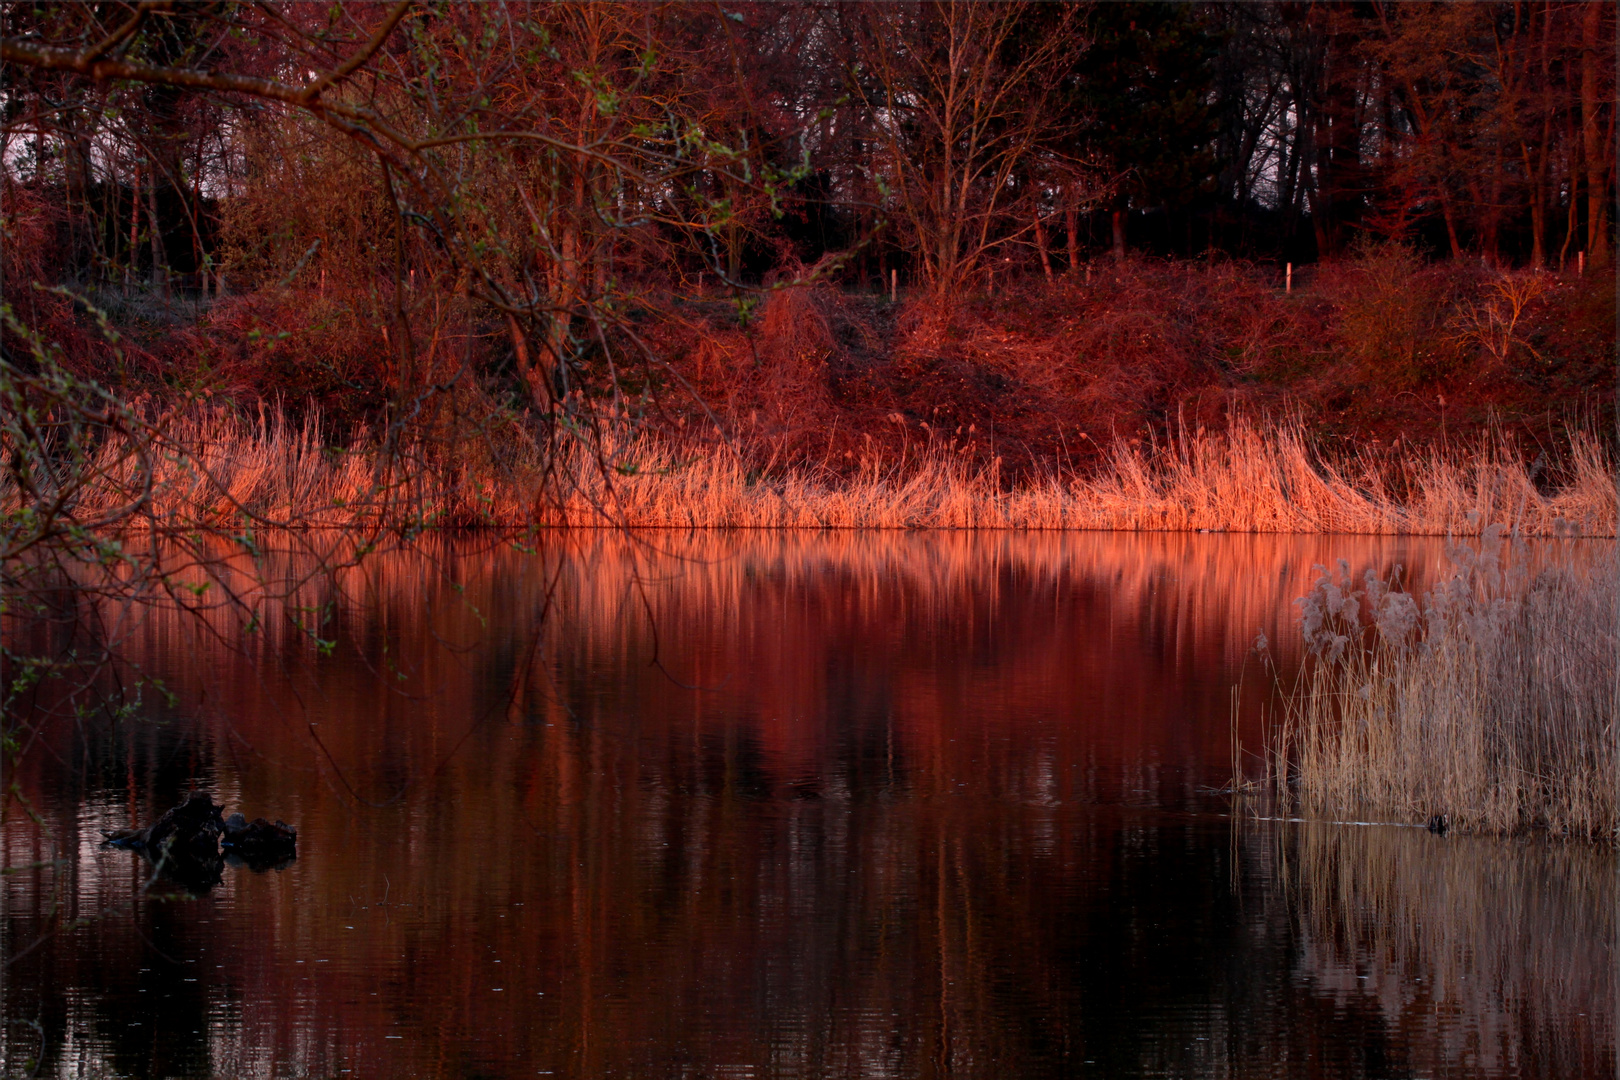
[56,528,1456,751]
[6,533,1611,1076]
[43,527,1457,653]
[1273,820,1614,1077]
[17,529,1465,794]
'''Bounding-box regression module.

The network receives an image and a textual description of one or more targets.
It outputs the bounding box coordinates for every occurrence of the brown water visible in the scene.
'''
[3,531,1614,1078]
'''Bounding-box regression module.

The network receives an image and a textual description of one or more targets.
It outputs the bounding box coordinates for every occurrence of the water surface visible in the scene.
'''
[4,531,1614,1078]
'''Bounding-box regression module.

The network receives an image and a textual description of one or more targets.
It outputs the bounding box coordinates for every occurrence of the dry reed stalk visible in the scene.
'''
[5,409,1614,535]
[50,408,544,530]
[1268,533,1619,837]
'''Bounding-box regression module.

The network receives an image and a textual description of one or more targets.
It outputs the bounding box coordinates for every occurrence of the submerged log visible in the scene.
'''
[102,794,297,881]
[102,792,224,859]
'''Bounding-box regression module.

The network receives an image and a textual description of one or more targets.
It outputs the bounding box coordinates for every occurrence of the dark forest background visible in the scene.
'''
[3,1,1616,480]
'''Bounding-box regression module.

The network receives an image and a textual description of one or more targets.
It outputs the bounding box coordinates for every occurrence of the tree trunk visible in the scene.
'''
[1560,111,1581,269]
[68,129,94,276]
[1035,209,1053,280]
[189,133,210,296]
[1439,189,1464,259]
[1581,2,1612,266]
[1485,146,1503,267]
[1310,94,1334,255]
[1528,195,1547,269]
[1286,110,1310,250]
[1110,203,1127,262]
[506,311,547,410]
[549,222,576,371]
[146,167,168,295]
[546,163,588,373]
[594,235,610,299]
[1310,22,1365,260]
[1522,4,1554,269]
[126,163,141,285]
[1064,198,1080,275]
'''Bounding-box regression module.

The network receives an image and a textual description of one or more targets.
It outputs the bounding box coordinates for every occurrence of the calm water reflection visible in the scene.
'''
[3,531,1614,1078]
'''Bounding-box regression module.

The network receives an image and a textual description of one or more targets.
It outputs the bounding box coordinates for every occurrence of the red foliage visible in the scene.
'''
[21,255,1613,476]
[649,257,1614,480]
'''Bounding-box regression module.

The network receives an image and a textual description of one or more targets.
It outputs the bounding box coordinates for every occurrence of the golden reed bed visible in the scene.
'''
[28,410,1616,536]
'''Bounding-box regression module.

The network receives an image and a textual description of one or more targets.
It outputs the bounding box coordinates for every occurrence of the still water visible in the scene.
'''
[3,531,1614,1078]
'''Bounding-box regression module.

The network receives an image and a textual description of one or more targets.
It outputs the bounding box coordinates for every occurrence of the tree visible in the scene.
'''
[1578,0,1615,267]
[849,1,1086,299]
[1,2,803,792]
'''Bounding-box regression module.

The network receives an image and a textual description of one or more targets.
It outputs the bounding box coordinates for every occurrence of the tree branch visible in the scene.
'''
[83,1,166,64]
[297,0,414,104]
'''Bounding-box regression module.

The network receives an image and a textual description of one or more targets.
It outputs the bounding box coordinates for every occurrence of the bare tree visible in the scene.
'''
[849,2,1085,301]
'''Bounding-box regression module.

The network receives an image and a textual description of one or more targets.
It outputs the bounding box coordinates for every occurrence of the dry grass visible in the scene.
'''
[9,407,1615,535]
[41,406,532,531]
[1265,532,1619,837]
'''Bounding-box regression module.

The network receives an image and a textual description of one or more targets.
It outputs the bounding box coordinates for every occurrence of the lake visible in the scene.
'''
[3,531,1613,1078]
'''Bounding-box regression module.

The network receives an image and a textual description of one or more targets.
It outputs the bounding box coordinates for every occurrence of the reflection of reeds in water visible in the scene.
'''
[25,529,1605,817]
[1280,820,1615,1077]
[13,530,1463,818]
[1272,536,1618,837]
[86,528,1455,677]
[29,409,1616,534]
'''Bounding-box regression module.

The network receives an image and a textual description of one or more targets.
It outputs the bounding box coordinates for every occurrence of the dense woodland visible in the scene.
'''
[1,1,1616,516]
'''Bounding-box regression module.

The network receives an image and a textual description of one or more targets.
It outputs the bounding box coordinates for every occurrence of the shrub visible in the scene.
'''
[1316,240,1469,388]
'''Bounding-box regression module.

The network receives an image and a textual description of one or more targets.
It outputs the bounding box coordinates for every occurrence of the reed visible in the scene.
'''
[536,417,1616,533]
[8,408,1615,535]
[1266,532,1619,837]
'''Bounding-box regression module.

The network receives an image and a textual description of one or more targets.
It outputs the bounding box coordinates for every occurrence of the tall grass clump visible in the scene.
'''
[1267,529,1618,837]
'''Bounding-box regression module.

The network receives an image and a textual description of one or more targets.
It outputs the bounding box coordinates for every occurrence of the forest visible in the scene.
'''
[1,0,1616,538]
